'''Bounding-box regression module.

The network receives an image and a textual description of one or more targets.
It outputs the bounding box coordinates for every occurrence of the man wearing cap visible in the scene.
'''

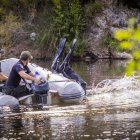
[3,51,41,98]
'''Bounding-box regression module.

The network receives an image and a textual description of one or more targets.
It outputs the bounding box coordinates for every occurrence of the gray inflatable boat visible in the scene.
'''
[0,58,85,106]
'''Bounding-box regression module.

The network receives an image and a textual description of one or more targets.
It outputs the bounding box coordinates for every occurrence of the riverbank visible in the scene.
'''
[0,0,139,60]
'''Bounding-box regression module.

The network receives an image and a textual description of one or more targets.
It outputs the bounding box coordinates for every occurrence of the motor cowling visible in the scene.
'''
[32,81,49,95]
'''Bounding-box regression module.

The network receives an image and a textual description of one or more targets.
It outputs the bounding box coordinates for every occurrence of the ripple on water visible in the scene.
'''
[0,86,140,139]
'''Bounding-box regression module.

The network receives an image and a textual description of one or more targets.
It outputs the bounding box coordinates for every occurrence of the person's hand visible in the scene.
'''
[34,78,42,84]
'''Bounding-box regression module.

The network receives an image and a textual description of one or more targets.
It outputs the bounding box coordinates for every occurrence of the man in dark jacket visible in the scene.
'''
[3,51,41,98]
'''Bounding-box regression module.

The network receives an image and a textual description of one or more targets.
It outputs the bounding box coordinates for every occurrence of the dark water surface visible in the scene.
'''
[0,59,140,140]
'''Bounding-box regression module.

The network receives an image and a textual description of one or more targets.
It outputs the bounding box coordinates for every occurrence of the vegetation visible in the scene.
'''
[0,0,103,58]
[52,0,87,56]
[100,30,119,58]
[1,0,140,59]
[85,0,102,17]
[0,13,22,48]
[115,0,140,9]
[114,18,140,75]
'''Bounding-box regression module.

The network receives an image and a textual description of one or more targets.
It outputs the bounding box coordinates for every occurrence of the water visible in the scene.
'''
[0,59,140,140]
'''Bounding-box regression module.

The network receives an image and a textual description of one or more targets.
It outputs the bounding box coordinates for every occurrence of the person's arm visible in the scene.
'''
[25,65,34,77]
[28,72,34,77]
[18,71,41,84]
[0,62,7,81]
[0,72,8,81]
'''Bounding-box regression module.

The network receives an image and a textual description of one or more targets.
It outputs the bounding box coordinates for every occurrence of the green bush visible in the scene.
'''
[52,0,87,56]
[52,0,86,39]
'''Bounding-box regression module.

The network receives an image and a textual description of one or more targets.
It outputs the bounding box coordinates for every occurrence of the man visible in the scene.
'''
[3,51,41,98]
[0,48,8,81]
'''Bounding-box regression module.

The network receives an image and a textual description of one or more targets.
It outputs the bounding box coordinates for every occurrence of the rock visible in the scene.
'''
[30,32,36,41]
[115,52,132,59]
[85,1,140,58]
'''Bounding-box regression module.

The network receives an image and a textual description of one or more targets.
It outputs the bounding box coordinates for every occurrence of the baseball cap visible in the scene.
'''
[20,51,33,60]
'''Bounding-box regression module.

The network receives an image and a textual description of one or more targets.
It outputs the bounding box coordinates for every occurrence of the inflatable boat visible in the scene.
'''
[0,38,86,106]
[0,58,85,106]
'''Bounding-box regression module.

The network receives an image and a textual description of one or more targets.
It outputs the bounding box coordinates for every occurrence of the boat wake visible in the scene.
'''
[86,75,140,109]
[0,75,140,119]
[88,75,140,94]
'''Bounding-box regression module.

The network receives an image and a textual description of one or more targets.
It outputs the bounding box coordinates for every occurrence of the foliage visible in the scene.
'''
[32,1,56,54]
[0,0,46,18]
[34,24,57,55]
[0,0,104,57]
[115,0,140,9]
[52,0,86,38]
[114,18,140,75]
[52,0,87,56]
[0,12,22,48]
[85,0,103,17]
[100,31,119,52]
[0,8,5,21]
[73,38,87,56]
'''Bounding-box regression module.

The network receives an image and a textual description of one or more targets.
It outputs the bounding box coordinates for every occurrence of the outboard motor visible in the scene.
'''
[62,65,87,92]
[51,38,66,72]
[51,38,87,93]
[32,81,49,104]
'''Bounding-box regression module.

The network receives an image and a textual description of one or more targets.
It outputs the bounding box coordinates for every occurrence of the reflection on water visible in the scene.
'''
[33,59,126,86]
[0,60,140,140]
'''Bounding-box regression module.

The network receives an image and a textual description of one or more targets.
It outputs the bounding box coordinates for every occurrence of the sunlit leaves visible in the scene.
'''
[119,41,133,49]
[133,27,140,41]
[133,51,140,59]
[125,60,135,76]
[135,62,140,71]
[126,59,140,76]
[113,17,140,76]
[114,29,131,41]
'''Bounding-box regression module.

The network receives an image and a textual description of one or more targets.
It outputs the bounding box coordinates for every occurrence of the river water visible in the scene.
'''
[0,59,140,140]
